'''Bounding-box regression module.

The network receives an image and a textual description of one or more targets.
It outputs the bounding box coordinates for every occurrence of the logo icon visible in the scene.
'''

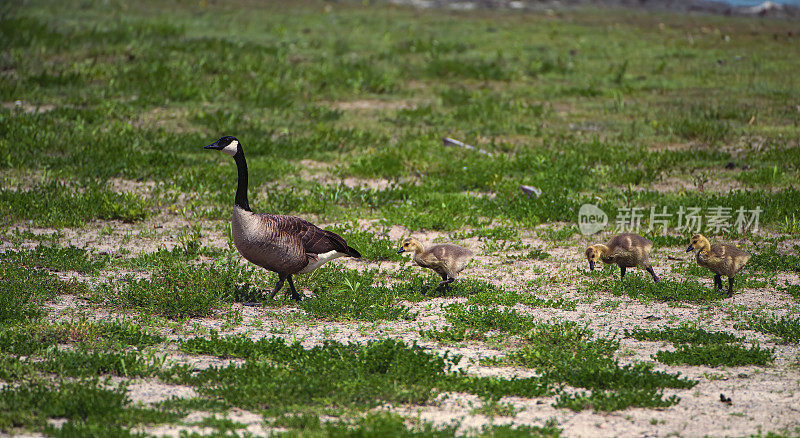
[578,204,608,235]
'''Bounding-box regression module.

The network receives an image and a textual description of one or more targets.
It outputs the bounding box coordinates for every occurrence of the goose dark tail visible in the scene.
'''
[344,245,362,259]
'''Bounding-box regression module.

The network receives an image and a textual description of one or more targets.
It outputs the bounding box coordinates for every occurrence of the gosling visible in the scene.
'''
[585,233,659,282]
[397,237,474,290]
[686,234,750,298]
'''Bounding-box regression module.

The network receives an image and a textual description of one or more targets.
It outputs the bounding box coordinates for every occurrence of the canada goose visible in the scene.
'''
[585,233,659,282]
[204,136,361,301]
[686,234,750,298]
[397,237,474,290]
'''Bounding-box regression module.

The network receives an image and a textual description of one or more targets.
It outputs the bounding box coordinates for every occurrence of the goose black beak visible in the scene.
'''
[686,245,694,252]
[396,248,405,254]
[589,260,595,271]
[204,141,220,150]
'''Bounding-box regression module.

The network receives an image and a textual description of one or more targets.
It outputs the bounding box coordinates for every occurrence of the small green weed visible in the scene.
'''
[172,335,551,415]
[554,388,680,412]
[2,244,109,273]
[654,344,775,367]
[0,378,176,433]
[624,326,744,345]
[0,181,149,227]
[734,316,800,344]
[590,274,725,303]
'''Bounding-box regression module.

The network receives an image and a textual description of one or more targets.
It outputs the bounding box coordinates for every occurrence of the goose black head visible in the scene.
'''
[204,136,241,157]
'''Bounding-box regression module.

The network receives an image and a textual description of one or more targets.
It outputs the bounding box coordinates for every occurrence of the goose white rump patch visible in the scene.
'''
[222,139,239,156]
[299,250,345,274]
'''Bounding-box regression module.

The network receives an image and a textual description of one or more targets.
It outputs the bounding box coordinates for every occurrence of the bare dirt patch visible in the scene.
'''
[330,99,421,111]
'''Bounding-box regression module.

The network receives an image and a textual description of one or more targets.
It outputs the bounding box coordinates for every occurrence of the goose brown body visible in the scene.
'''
[398,238,473,289]
[687,234,750,297]
[232,207,359,276]
[205,136,360,301]
[585,233,659,281]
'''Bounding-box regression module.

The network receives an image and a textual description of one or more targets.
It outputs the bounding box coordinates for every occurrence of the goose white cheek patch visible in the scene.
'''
[222,140,239,156]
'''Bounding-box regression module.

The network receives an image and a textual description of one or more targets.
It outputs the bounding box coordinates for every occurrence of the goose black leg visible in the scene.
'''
[646,266,660,283]
[620,266,627,280]
[287,275,302,301]
[713,274,722,291]
[268,274,287,299]
[727,277,735,298]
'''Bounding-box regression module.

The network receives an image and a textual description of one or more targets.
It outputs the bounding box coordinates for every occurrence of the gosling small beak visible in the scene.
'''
[589,260,595,271]
[397,248,405,254]
[686,245,694,252]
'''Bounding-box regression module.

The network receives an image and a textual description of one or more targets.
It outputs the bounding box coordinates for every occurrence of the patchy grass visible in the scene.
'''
[489,321,694,411]
[93,259,262,318]
[624,326,745,345]
[0,264,86,325]
[0,182,150,227]
[588,274,725,303]
[735,316,800,344]
[0,378,177,434]
[172,334,551,415]
[2,0,800,435]
[654,344,775,367]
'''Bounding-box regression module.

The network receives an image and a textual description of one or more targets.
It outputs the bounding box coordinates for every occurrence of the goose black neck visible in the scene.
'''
[233,151,251,211]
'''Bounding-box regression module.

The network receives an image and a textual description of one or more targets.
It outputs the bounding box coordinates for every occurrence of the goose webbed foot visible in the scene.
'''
[287,275,302,301]
[620,266,626,280]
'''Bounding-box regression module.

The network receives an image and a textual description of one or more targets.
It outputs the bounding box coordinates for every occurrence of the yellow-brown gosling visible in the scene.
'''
[585,233,659,282]
[397,237,474,290]
[686,234,751,298]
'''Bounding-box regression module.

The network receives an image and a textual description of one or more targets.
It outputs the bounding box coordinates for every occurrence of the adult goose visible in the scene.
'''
[204,136,361,301]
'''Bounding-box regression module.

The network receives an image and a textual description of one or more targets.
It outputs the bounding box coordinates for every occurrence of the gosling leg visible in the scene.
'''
[268,274,287,299]
[727,277,735,298]
[438,276,455,292]
[620,266,626,280]
[287,275,302,301]
[645,266,660,283]
[713,274,723,291]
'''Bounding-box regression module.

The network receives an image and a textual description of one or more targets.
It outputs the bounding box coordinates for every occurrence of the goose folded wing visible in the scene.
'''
[276,216,355,256]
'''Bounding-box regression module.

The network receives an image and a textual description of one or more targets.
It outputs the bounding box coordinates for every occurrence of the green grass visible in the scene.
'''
[625,326,745,345]
[0,264,85,325]
[0,181,150,227]
[735,316,800,344]
[171,334,551,415]
[0,378,177,433]
[94,258,263,318]
[442,303,540,336]
[0,320,165,356]
[588,273,726,303]
[749,246,800,273]
[487,321,695,411]
[2,0,799,434]
[2,244,109,273]
[654,344,775,367]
